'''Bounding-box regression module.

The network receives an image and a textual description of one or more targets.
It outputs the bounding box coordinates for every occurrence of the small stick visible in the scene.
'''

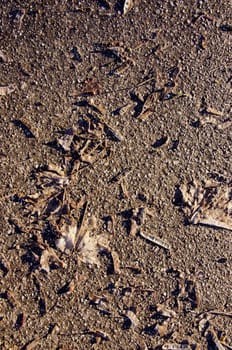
[139,231,171,250]
[208,310,232,318]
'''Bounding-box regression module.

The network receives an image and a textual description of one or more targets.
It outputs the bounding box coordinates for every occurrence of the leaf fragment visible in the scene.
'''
[40,247,66,273]
[87,328,111,342]
[0,84,16,96]
[111,250,120,274]
[55,219,77,253]
[126,310,140,328]
[123,0,134,15]
[178,180,232,231]
[57,128,74,152]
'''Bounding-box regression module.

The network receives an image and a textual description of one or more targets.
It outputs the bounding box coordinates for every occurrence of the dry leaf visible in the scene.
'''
[179,180,232,230]
[40,247,65,273]
[156,321,168,337]
[77,230,104,265]
[123,0,134,15]
[56,219,77,252]
[156,304,176,318]
[0,84,16,96]
[37,165,69,188]
[57,128,74,152]
[62,215,108,266]
[126,310,140,328]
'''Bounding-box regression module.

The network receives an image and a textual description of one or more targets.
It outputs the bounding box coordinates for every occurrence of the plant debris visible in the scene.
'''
[140,231,171,250]
[86,328,111,343]
[0,84,16,96]
[126,310,140,328]
[178,180,232,230]
[198,104,231,129]
[123,0,134,15]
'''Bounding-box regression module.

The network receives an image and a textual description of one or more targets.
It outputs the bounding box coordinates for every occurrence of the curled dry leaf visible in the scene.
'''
[0,84,16,96]
[123,0,134,15]
[77,230,108,266]
[179,180,232,230]
[24,189,67,218]
[126,310,140,328]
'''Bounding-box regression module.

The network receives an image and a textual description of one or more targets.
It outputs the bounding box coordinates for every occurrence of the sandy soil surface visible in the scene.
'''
[0,1,231,349]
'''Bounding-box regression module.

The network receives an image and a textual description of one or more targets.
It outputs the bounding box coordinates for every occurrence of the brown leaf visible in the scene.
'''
[179,180,232,230]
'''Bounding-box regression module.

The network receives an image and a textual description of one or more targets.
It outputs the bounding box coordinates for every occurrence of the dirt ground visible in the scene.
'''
[0,0,231,349]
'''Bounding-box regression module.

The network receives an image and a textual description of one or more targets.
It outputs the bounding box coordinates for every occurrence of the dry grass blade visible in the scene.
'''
[208,310,232,318]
